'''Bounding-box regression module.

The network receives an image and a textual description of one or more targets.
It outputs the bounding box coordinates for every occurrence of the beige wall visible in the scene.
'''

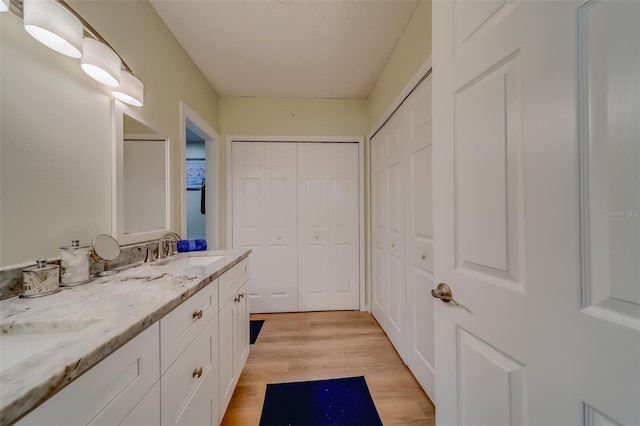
[368,0,432,129]
[220,97,368,137]
[0,1,219,266]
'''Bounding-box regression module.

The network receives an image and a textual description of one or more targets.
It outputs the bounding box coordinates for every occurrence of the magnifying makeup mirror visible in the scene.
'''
[91,234,121,276]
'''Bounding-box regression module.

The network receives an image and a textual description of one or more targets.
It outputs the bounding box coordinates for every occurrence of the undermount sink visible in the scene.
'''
[187,255,224,266]
[154,253,224,267]
[0,319,98,373]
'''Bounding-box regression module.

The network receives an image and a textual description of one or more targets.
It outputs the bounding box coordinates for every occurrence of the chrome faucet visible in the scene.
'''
[143,243,155,263]
[157,232,181,260]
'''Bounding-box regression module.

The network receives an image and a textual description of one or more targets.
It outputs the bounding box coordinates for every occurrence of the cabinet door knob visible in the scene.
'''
[192,367,203,378]
[314,235,319,240]
[277,236,282,240]
[234,296,239,303]
[192,310,203,320]
[391,243,395,248]
[421,253,426,260]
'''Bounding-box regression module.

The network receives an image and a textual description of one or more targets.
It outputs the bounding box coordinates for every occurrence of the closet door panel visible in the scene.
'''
[233,144,265,309]
[232,142,297,313]
[404,76,436,400]
[329,144,359,310]
[385,144,406,359]
[262,143,298,313]
[298,145,331,311]
[371,136,388,323]
[371,107,408,361]
[298,143,359,311]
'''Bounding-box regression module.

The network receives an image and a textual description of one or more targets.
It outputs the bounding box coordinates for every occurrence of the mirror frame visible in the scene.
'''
[112,100,171,245]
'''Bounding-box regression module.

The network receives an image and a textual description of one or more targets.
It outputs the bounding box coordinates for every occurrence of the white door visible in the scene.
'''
[232,142,298,313]
[298,143,359,311]
[371,113,407,360]
[433,1,640,425]
[403,74,436,400]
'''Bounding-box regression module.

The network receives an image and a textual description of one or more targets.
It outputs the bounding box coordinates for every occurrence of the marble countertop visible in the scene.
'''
[0,249,250,425]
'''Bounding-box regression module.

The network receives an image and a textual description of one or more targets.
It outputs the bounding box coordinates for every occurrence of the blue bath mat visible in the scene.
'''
[259,376,383,426]
[250,319,265,344]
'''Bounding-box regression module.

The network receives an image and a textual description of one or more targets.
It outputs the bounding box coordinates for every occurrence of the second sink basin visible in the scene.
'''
[0,319,98,373]
[188,255,224,266]
[153,253,225,267]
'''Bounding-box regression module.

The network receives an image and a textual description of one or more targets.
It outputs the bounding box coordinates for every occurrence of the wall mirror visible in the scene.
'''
[112,100,170,245]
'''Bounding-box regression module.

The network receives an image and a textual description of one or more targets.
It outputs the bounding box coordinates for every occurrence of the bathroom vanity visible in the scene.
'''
[0,249,250,425]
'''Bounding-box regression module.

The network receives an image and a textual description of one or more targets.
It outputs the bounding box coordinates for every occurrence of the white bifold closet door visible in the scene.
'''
[297,143,359,311]
[232,142,359,313]
[371,74,435,401]
[232,142,298,313]
[371,112,406,357]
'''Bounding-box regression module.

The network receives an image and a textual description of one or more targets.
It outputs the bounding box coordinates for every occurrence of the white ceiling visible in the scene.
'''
[149,0,419,99]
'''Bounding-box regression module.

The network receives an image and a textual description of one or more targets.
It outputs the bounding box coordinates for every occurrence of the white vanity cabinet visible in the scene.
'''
[13,256,250,426]
[218,259,250,421]
[18,323,160,426]
[160,282,219,426]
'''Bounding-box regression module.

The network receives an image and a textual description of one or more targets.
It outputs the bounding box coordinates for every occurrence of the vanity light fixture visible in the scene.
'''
[22,0,83,58]
[10,0,144,106]
[112,71,144,107]
[81,37,121,87]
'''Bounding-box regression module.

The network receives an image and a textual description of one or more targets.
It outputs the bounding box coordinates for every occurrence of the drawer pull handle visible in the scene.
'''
[192,367,203,378]
[192,310,203,320]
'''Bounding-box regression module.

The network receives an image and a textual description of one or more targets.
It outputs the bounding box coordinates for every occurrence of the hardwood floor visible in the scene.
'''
[221,311,435,426]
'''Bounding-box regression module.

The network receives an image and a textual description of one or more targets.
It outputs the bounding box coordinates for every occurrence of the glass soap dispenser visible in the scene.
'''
[60,239,91,286]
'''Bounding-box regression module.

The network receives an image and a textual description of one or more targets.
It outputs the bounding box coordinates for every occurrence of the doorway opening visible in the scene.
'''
[185,124,206,240]
[180,101,220,249]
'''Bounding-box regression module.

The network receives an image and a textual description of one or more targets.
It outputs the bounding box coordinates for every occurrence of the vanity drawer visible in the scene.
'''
[160,282,218,374]
[219,258,248,308]
[161,315,219,426]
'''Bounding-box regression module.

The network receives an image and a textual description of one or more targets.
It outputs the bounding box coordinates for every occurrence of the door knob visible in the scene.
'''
[431,283,459,305]
[314,235,319,239]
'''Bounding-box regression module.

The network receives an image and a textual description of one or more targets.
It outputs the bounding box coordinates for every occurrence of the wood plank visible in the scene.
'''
[221,311,435,426]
